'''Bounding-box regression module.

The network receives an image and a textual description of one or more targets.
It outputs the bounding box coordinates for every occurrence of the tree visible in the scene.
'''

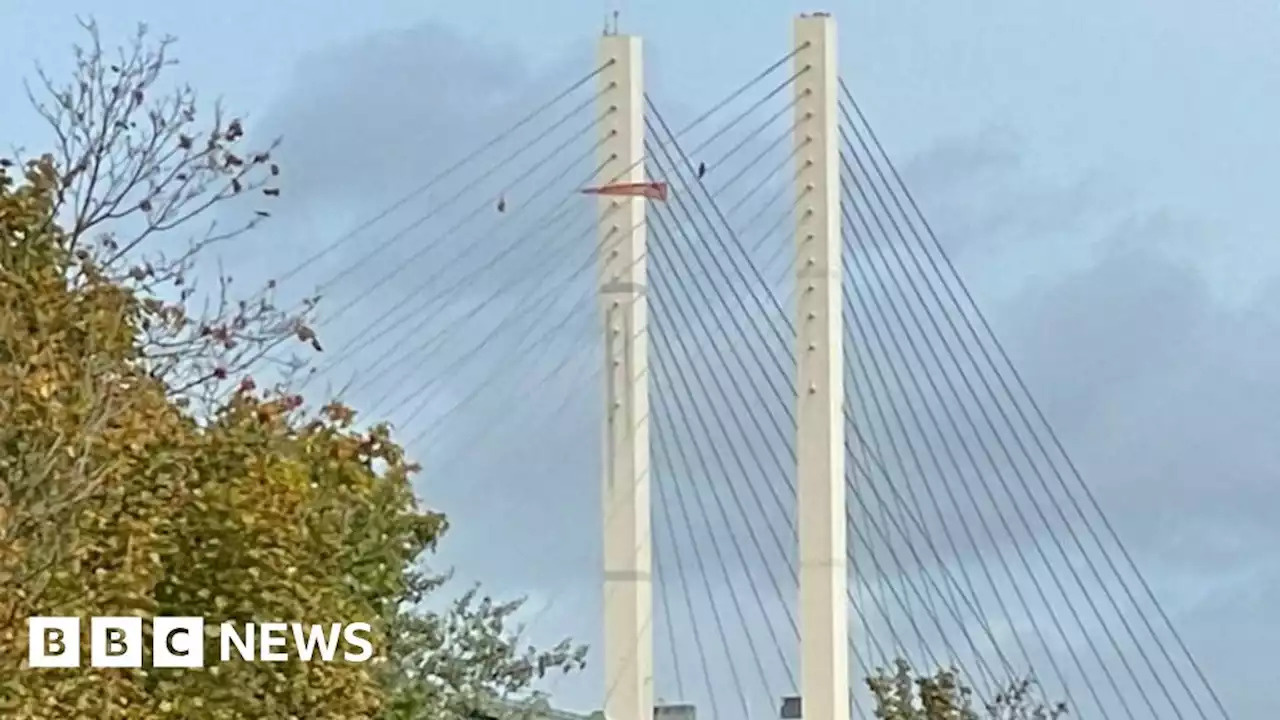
[1,20,584,719]
[867,660,1069,720]
[20,18,309,408]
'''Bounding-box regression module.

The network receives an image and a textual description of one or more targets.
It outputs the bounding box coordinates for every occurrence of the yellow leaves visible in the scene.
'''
[28,372,56,401]
[0,166,457,718]
[321,401,356,427]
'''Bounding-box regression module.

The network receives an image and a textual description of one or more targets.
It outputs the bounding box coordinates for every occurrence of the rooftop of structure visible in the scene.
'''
[475,697,600,720]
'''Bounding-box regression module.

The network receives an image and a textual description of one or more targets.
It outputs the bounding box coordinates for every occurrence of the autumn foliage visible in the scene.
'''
[0,20,582,720]
[867,660,1069,720]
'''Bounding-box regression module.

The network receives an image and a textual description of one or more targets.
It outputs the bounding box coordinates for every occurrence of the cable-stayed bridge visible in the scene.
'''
[267,13,1234,720]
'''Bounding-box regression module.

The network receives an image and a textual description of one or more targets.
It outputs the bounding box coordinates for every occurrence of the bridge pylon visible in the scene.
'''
[596,31,654,720]
[793,12,851,720]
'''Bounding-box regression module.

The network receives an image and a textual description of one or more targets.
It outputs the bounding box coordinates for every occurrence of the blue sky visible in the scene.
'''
[4,0,1279,717]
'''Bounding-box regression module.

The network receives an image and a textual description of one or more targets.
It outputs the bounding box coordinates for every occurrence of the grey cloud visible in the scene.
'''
[629,127,1278,715]
[870,131,1279,715]
[227,22,603,334]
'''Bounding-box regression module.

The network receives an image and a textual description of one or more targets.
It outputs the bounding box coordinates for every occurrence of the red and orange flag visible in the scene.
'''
[580,181,669,202]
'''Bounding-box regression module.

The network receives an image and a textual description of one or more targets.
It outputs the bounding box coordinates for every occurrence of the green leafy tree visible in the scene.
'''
[1,20,584,719]
[867,660,1069,720]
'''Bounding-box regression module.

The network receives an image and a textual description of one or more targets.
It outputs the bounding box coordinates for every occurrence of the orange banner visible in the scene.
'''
[581,182,668,202]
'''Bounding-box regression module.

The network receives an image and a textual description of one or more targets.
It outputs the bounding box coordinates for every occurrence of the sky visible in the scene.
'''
[3,0,1279,717]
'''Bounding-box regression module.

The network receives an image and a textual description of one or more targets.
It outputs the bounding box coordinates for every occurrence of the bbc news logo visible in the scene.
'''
[27,617,374,668]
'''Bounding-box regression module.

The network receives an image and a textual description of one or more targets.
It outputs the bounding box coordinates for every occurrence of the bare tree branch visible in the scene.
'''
[22,18,319,409]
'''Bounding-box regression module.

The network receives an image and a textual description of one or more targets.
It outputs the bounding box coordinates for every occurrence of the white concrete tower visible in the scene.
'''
[596,33,654,720]
[793,12,851,720]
